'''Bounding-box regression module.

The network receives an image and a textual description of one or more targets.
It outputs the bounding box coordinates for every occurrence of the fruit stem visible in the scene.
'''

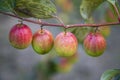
[38,19,44,33]
[94,27,99,33]
[18,19,23,24]
[40,25,44,33]
[64,27,67,35]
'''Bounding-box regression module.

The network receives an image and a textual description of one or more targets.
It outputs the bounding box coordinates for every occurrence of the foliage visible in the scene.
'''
[0,0,120,80]
[80,0,106,20]
[101,69,120,80]
[0,0,15,12]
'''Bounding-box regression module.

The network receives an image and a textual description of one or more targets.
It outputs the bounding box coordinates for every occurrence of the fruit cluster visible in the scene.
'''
[35,53,78,78]
[9,22,106,57]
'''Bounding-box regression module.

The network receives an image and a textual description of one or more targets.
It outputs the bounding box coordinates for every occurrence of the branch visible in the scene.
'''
[0,11,64,27]
[0,11,120,28]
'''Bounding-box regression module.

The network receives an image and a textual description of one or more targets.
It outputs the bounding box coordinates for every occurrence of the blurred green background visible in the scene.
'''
[0,0,120,80]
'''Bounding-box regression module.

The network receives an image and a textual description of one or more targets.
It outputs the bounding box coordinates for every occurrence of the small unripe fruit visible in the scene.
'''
[54,32,78,57]
[57,58,72,72]
[99,26,111,38]
[67,52,78,64]
[83,32,106,57]
[32,29,54,54]
[9,23,32,49]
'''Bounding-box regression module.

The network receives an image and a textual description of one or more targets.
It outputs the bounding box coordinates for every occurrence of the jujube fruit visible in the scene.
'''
[57,58,72,72]
[67,52,78,64]
[32,29,54,54]
[9,23,32,49]
[83,32,106,57]
[54,32,78,57]
[99,26,111,38]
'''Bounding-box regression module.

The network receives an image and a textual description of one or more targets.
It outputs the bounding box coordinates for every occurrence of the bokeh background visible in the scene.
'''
[0,0,120,80]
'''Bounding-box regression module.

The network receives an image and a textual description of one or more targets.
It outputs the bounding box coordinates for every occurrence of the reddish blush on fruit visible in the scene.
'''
[83,32,106,57]
[9,23,32,49]
[32,29,54,54]
[54,32,78,57]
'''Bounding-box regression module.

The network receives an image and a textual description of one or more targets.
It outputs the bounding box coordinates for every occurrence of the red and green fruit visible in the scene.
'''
[9,23,32,49]
[99,26,111,38]
[32,29,54,54]
[54,32,78,57]
[57,58,72,72]
[83,32,106,57]
[67,52,78,64]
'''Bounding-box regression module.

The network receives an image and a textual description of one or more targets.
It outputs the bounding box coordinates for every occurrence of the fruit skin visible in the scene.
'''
[57,58,72,72]
[9,23,32,49]
[54,32,78,57]
[83,32,106,57]
[99,26,111,38]
[67,52,78,64]
[32,29,54,54]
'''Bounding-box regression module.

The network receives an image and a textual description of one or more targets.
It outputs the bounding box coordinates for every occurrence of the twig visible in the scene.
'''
[0,11,63,27]
[66,22,120,28]
[53,15,65,27]
[0,11,120,28]
[112,2,120,21]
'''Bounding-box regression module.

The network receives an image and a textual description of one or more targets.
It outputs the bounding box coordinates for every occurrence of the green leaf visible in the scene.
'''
[105,4,118,22]
[15,0,57,18]
[100,69,120,80]
[68,17,94,43]
[80,0,106,20]
[0,0,15,12]
[106,0,120,22]
[107,0,116,5]
[107,0,120,15]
